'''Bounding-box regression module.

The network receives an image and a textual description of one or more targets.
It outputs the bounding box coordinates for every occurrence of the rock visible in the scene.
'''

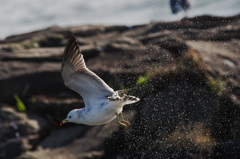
[0,14,240,158]
[0,139,24,159]
[0,47,64,61]
[214,138,240,158]
[139,32,188,57]
[0,106,48,159]
[187,39,240,103]
[27,95,85,124]
[0,61,61,103]
[18,111,135,159]
[103,82,217,158]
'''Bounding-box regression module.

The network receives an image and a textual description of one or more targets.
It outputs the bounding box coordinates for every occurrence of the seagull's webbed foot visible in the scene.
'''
[120,112,130,126]
[116,112,130,127]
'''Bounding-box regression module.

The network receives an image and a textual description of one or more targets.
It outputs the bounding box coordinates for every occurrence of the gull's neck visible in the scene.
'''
[73,108,84,124]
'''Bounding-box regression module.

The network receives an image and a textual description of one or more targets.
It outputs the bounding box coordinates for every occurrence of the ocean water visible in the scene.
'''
[0,0,239,39]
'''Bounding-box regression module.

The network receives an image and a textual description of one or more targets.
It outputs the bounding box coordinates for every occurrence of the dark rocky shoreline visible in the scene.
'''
[0,14,240,159]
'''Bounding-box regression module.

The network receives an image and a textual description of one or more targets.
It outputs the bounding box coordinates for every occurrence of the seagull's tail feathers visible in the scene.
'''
[108,92,140,105]
[115,88,140,105]
[122,94,140,105]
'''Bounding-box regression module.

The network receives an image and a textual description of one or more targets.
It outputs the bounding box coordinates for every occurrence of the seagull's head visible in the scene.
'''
[61,109,80,125]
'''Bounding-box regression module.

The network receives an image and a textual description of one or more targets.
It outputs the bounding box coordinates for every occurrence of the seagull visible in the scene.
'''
[60,35,140,127]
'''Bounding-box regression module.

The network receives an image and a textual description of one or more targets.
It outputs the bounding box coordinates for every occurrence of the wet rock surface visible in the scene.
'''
[0,14,240,158]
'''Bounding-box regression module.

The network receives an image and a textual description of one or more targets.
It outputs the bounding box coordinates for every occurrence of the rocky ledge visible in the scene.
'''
[0,14,240,159]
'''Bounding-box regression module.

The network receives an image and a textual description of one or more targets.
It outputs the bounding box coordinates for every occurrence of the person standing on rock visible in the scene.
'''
[170,0,192,24]
[170,0,191,15]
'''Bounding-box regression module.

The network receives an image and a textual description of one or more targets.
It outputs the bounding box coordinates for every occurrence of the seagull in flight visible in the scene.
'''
[61,35,140,127]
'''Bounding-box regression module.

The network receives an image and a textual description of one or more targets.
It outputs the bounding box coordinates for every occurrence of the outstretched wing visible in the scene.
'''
[61,35,114,107]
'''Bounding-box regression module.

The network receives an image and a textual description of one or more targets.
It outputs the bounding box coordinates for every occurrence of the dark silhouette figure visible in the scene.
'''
[170,0,192,24]
[170,0,191,14]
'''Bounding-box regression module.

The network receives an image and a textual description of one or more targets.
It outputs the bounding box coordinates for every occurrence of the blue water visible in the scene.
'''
[0,0,239,38]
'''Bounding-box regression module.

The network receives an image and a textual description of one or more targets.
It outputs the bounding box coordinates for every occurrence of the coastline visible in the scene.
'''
[0,14,240,159]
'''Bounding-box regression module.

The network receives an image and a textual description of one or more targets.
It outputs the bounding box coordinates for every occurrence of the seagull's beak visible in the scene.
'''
[62,119,68,124]
[60,119,68,126]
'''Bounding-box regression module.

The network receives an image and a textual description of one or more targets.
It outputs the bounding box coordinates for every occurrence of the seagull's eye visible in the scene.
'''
[69,116,72,119]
